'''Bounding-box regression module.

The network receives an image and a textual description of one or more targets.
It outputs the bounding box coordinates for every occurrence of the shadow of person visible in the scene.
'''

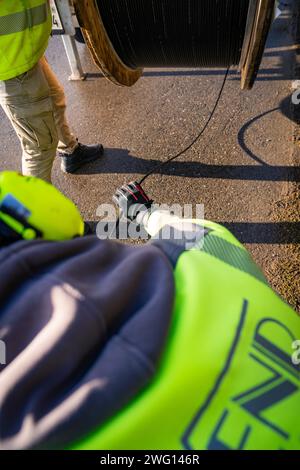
[74,146,300,182]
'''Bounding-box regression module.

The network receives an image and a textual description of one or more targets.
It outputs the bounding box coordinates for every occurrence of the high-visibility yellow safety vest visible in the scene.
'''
[0,0,52,81]
[73,221,300,450]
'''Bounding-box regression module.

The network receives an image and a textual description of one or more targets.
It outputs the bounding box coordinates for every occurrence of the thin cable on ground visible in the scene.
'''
[139,67,229,185]
[111,68,229,239]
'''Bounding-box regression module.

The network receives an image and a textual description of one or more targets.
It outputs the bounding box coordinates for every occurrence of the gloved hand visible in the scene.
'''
[113,182,153,222]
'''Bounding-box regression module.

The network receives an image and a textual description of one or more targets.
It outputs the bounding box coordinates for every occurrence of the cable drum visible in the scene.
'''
[97,0,249,68]
[74,0,275,88]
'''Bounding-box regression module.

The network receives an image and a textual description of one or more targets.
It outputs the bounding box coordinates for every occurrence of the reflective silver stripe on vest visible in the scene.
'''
[0,3,48,36]
[196,234,268,285]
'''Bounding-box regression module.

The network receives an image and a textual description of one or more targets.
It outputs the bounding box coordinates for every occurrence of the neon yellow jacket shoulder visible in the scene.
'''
[0,0,52,80]
[73,221,300,450]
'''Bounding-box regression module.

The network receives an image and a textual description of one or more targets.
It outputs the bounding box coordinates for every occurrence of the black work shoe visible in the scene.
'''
[59,142,104,173]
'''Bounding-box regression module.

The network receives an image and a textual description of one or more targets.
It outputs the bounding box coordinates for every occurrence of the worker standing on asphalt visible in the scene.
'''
[0,1,103,182]
[0,173,299,450]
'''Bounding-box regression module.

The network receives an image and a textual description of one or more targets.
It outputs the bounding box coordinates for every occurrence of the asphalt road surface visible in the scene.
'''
[0,2,299,309]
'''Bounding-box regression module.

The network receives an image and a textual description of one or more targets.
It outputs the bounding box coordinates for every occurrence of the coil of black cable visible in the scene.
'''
[96,0,250,68]
[74,0,275,88]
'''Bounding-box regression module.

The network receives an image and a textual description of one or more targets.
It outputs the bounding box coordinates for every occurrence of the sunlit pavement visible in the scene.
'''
[0,5,299,309]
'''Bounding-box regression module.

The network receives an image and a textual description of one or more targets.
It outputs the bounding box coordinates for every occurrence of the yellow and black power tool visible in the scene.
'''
[0,172,84,245]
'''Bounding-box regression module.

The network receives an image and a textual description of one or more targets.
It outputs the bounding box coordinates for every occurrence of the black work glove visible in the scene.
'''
[113,182,153,222]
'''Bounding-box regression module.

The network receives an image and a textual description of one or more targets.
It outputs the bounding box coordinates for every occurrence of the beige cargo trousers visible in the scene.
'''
[0,57,78,182]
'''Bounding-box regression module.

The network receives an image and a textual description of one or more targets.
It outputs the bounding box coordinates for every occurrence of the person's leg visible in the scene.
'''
[39,57,78,154]
[0,62,58,182]
[39,57,104,174]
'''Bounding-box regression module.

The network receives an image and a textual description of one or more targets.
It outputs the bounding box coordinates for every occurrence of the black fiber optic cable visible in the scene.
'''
[97,0,250,69]
[139,67,229,185]
[111,68,229,238]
